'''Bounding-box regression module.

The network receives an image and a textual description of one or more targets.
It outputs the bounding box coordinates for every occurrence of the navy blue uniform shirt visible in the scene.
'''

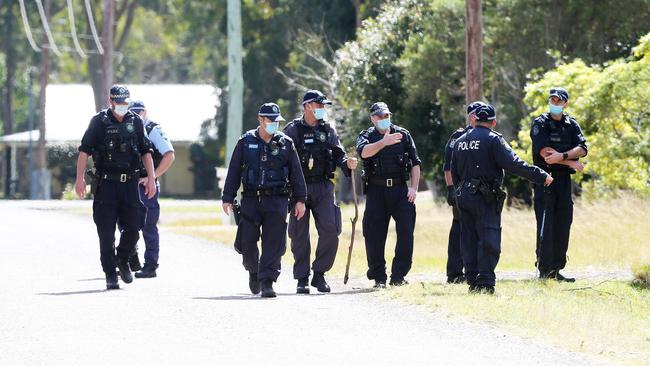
[531,113,587,173]
[443,125,472,172]
[451,125,548,186]
[222,128,307,204]
[355,125,422,167]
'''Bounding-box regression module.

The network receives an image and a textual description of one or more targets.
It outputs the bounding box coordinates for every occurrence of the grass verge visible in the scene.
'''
[382,279,650,366]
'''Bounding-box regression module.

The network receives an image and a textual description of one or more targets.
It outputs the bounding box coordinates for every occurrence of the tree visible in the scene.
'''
[515,32,650,197]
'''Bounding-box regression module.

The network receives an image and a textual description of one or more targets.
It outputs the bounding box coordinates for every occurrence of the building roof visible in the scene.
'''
[0,84,220,146]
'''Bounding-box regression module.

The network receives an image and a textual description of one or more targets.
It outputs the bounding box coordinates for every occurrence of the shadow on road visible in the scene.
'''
[77,277,106,282]
[37,289,112,296]
[193,287,376,301]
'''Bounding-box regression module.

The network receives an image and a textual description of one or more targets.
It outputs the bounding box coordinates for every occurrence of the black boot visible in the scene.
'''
[135,263,157,279]
[116,257,133,284]
[447,274,466,284]
[470,284,495,295]
[554,271,576,283]
[539,269,556,279]
[106,275,119,290]
[296,277,310,294]
[249,272,260,295]
[128,254,142,272]
[311,272,331,293]
[260,279,276,298]
[373,280,387,289]
[389,277,409,286]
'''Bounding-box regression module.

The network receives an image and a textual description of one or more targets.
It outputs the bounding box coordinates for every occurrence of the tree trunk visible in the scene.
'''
[353,0,362,29]
[465,0,483,104]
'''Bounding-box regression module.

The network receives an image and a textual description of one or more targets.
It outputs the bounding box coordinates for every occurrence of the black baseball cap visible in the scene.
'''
[475,104,496,122]
[466,101,486,115]
[549,87,569,102]
[370,102,392,116]
[302,90,332,105]
[109,85,130,103]
[258,102,285,122]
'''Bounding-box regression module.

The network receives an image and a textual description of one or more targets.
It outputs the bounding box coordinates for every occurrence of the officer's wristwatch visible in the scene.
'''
[562,152,569,160]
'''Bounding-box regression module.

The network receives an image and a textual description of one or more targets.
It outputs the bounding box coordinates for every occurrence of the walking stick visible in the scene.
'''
[343,170,359,285]
[536,176,551,277]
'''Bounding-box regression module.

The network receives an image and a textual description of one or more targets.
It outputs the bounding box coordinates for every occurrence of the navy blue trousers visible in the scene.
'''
[362,184,416,282]
[534,173,573,272]
[288,180,342,279]
[138,182,160,267]
[446,205,464,278]
[93,179,145,278]
[456,186,501,287]
[238,195,289,282]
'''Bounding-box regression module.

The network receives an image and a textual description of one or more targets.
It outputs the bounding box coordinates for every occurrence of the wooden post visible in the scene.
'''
[465,0,484,104]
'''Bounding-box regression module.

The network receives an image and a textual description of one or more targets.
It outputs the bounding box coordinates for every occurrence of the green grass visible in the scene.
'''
[382,279,650,366]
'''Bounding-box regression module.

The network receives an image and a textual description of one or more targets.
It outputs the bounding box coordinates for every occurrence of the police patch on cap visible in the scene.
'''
[466,101,486,116]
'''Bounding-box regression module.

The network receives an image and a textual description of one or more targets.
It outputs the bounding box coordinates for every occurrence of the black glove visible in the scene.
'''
[446,185,456,206]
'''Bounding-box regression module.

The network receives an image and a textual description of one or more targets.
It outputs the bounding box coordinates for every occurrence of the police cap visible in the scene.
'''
[128,100,145,112]
[370,102,392,116]
[302,90,332,105]
[258,102,286,122]
[466,101,486,116]
[109,85,130,103]
[549,87,569,102]
[475,104,496,122]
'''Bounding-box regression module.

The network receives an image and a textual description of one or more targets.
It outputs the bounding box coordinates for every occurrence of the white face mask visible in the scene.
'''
[113,104,129,116]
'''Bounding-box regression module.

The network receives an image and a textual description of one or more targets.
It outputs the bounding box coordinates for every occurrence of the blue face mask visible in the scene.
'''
[313,108,327,120]
[265,122,279,134]
[377,118,392,130]
[549,103,564,115]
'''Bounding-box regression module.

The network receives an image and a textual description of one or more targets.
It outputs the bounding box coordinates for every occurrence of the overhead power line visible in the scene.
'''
[67,0,87,58]
[18,0,41,52]
[84,0,104,55]
[35,0,62,56]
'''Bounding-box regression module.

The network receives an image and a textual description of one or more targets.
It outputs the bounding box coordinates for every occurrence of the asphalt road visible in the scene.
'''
[0,201,601,365]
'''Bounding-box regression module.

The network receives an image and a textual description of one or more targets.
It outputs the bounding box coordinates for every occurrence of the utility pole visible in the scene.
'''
[100,0,114,103]
[34,0,52,199]
[27,69,35,199]
[226,0,243,167]
[465,0,484,104]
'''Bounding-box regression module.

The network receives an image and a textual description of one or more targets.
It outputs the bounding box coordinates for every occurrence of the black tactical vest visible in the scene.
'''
[94,111,141,173]
[295,120,335,181]
[241,132,290,191]
[363,129,412,181]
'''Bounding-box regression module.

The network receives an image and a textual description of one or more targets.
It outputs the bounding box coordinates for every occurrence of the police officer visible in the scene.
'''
[531,88,587,282]
[356,102,421,288]
[221,103,307,298]
[283,90,358,294]
[443,101,485,284]
[127,101,175,279]
[451,104,553,294]
[74,85,156,290]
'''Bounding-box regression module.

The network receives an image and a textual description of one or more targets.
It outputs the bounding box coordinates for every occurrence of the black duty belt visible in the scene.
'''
[368,177,406,187]
[100,171,140,182]
[242,187,291,197]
